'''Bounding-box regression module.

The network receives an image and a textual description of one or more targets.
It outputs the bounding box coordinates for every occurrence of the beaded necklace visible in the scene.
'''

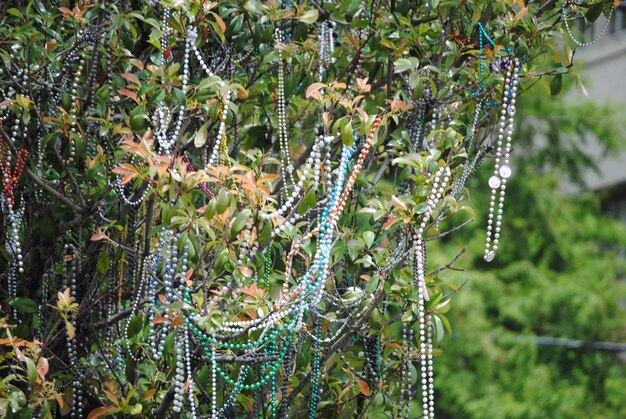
[562,0,615,47]
[412,166,451,419]
[484,59,520,262]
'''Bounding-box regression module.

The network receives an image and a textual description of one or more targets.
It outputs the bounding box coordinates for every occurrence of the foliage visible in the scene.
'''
[0,0,619,417]
[0,317,61,418]
[434,87,626,418]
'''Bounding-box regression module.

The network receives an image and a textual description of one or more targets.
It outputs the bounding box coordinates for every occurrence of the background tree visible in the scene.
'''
[434,77,626,418]
[0,0,619,418]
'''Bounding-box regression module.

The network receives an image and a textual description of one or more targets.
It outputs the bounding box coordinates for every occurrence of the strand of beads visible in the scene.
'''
[67,49,87,166]
[452,101,483,198]
[63,244,85,419]
[115,157,150,207]
[182,154,215,198]
[123,255,151,363]
[147,244,163,358]
[261,134,326,223]
[1,130,28,319]
[274,28,295,197]
[413,165,451,419]
[471,23,514,100]
[398,324,414,418]
[172,330,187,414]
[210,343,217,418]
[562,0,615,48]
[184,323,198,417]
[187,27,232,167]
[484,58,519,262]
[154,229,178,359]
[206,90,231,167]
[309,319,323,419]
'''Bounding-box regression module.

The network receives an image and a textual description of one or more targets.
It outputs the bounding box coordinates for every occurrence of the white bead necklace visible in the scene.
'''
[261,134,327,223]
[484,59,519,262]
[187,27,232,167]
[562,1,615,48]
[274,28,295,197]
[413,165,450,419]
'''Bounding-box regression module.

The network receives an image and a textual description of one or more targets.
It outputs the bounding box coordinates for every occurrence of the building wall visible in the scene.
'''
[573,5,626,192]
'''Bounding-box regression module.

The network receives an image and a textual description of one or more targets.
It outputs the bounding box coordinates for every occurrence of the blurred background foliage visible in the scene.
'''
[433,77,626,418]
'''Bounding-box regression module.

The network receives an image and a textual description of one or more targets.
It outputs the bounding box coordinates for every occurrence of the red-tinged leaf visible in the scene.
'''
[391,195,407,211]
[66,322,75,340]
[141,389,156,401]
[55,393,66,412]
[129,58,144,70]
[240,265,253,278]
[383,216,400,230]
[58,7,72,16]
[121,72,140,86]
[356,78,371,93]
[90,231,107,241]
[58,288,71,305]
[171,315,183,326]
[358,380,370,396]
[360,274,371,282]
[384,341,402,350]
[164,47,172,59]
[152,316,165,324]
[209,11,226,33]
[306,83,325,101]
[117,88,138,104]
[159,294,167,304]
[88,405,118,419]
[46,39,57,53]
[37,356,49,379]
[121,172,137,185]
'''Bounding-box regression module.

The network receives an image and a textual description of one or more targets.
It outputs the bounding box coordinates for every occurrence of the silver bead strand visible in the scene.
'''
[562,1,615,48]
[484,59,520,262]
[413,166,450,419]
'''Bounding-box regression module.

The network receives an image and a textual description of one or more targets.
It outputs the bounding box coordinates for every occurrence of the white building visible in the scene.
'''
[575,4,626,224]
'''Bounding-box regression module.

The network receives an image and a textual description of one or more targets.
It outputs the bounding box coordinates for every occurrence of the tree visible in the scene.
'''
[0,0,618,417]
[434,78,626,418]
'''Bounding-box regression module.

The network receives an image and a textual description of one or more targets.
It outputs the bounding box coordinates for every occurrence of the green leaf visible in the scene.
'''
[244,0,263,15]
[193,124,208,148]
[342,121,353,146]
[7,8,23,19]
[585,2,604,22]
[363,231,375,248]
[230,209,251,239]
[24,358,37,385]
[298,9,319,24]
[216,188,230,214]
[550,74,562,96]
[127,315,143,338]
[9,297,38,314]
[365,274,380,294]
[393,57,418,74]
[97,251,110,275]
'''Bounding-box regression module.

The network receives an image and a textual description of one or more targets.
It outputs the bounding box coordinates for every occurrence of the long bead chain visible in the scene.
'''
[452,101,483,198]
[484,59,519,262]
[274,28,295,198]
[261,134,326,222]
[1,120,28,319]
[413,165,450,419]
[562,1,615,48]
[123,255,151,363]
[153,229,178,359]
